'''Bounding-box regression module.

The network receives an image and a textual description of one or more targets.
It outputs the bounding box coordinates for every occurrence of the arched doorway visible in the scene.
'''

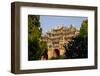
[53,49,60,58]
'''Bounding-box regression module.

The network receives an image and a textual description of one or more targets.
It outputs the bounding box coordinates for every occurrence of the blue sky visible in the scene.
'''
[40,15,87,34]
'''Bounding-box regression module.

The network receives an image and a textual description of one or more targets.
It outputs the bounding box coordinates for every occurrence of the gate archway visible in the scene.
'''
[53,49,60,57]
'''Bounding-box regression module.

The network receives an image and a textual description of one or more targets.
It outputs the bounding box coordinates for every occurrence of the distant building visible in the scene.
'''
[41,25,79,59]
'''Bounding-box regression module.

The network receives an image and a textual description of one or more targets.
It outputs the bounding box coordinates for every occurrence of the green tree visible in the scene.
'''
[28,15,42,60]
[40,41,48,59]
[64,19,88,59]
[40,41,48,50]
[80,20,88,37]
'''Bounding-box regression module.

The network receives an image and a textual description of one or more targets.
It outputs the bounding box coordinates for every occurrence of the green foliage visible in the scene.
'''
[28,15,41,41]
[40,41,48,51]
[28,15,42,60]
[28,15,48,60]
[80,20,88,37]
[64,19,88,59]
[40,41,48,59]
[64,36,88,58]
